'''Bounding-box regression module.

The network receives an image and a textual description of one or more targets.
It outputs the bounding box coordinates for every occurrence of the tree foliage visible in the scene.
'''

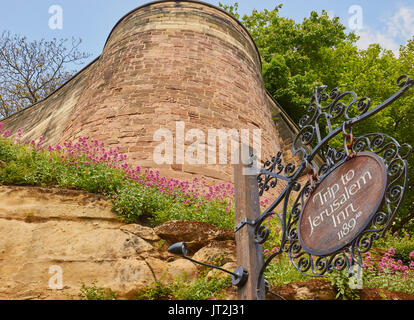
[0,32,90,117]
[220,3,414,232]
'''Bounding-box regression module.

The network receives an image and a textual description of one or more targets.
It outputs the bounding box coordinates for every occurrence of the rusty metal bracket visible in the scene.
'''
[234,217,256,233]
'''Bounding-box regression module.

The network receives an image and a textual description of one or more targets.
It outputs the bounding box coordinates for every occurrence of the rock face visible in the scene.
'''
[272,280,337,301]
[154,220,235,254]
[0,186,236,300]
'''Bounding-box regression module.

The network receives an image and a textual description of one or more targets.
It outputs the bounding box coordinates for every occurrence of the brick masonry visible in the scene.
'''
[2,1,298,191]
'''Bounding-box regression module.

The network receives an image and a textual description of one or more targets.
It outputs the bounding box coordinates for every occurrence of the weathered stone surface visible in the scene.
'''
[0,186,118,222]
[0,187,157,300]
[0,186,235,300]
[272,279,337,301]
[143,257,198,286]
[120,224,161,242]
[155,220,234,254]
[206,262,238,282]
[166,259,198,282]
[192,241,236,266]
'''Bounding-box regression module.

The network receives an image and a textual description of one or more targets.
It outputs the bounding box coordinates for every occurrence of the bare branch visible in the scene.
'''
[0,31,91,116]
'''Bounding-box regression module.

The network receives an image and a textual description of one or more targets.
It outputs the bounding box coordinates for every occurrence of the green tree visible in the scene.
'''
[220,3,414,232]
[221,3,357,122]
[343,43,414,232]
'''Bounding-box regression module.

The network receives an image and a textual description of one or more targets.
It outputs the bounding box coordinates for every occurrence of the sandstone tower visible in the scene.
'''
[2,0,297,185]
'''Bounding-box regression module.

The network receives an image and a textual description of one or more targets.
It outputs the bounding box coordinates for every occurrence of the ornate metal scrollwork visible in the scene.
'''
[257,151,286,196]
[254,75,414,298]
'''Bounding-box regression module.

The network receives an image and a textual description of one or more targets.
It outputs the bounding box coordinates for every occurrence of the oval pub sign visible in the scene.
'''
[298,152,388,257]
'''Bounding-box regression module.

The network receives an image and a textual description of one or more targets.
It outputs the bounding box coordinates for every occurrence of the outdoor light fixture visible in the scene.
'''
[167,242,248,288]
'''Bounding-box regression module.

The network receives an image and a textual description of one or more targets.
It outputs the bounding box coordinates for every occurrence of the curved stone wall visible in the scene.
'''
[3,1,291,186]
[1,59,96,147]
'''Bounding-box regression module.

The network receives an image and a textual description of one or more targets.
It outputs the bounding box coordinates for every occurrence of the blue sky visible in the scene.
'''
[1,0,413,69]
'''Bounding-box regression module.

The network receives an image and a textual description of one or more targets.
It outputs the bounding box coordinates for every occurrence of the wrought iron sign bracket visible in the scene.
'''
[164,75,413,301]
[254,74,414,300]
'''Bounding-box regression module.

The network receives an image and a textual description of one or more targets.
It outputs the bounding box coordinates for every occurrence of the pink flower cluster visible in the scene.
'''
[59,137,234,209]
[0,123,10,139]
[48,137,128,168]
[264,247,279,256]
[138,171,235,210]
[362,252,376,272]
[373,248,414,277]
[393,231,411,239]
[264,213,283,231]
[260,198,271,208]
[264,246,280,263]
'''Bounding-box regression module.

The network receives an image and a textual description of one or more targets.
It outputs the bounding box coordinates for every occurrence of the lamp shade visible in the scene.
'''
[167,242,188,257]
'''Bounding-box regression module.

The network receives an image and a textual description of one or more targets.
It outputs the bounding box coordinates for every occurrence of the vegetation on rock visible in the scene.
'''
[0,126,235,229]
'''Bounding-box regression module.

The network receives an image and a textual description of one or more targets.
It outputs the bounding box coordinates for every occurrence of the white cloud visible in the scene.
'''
[386,6,414,39]
[327,10,336,20]
[354,5,414,56]
[356,26,400,53]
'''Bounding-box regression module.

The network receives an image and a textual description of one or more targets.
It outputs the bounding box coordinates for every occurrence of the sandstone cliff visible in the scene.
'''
[0,186,236,300]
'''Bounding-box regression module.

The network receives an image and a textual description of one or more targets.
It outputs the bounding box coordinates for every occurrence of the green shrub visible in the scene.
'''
[78,280,117,300]
[136,275,231,301]
[135,280,173,300]
[264,255,308,287]
[328,269,360,300]
[364,271,414,294]
[150,199,234,229]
